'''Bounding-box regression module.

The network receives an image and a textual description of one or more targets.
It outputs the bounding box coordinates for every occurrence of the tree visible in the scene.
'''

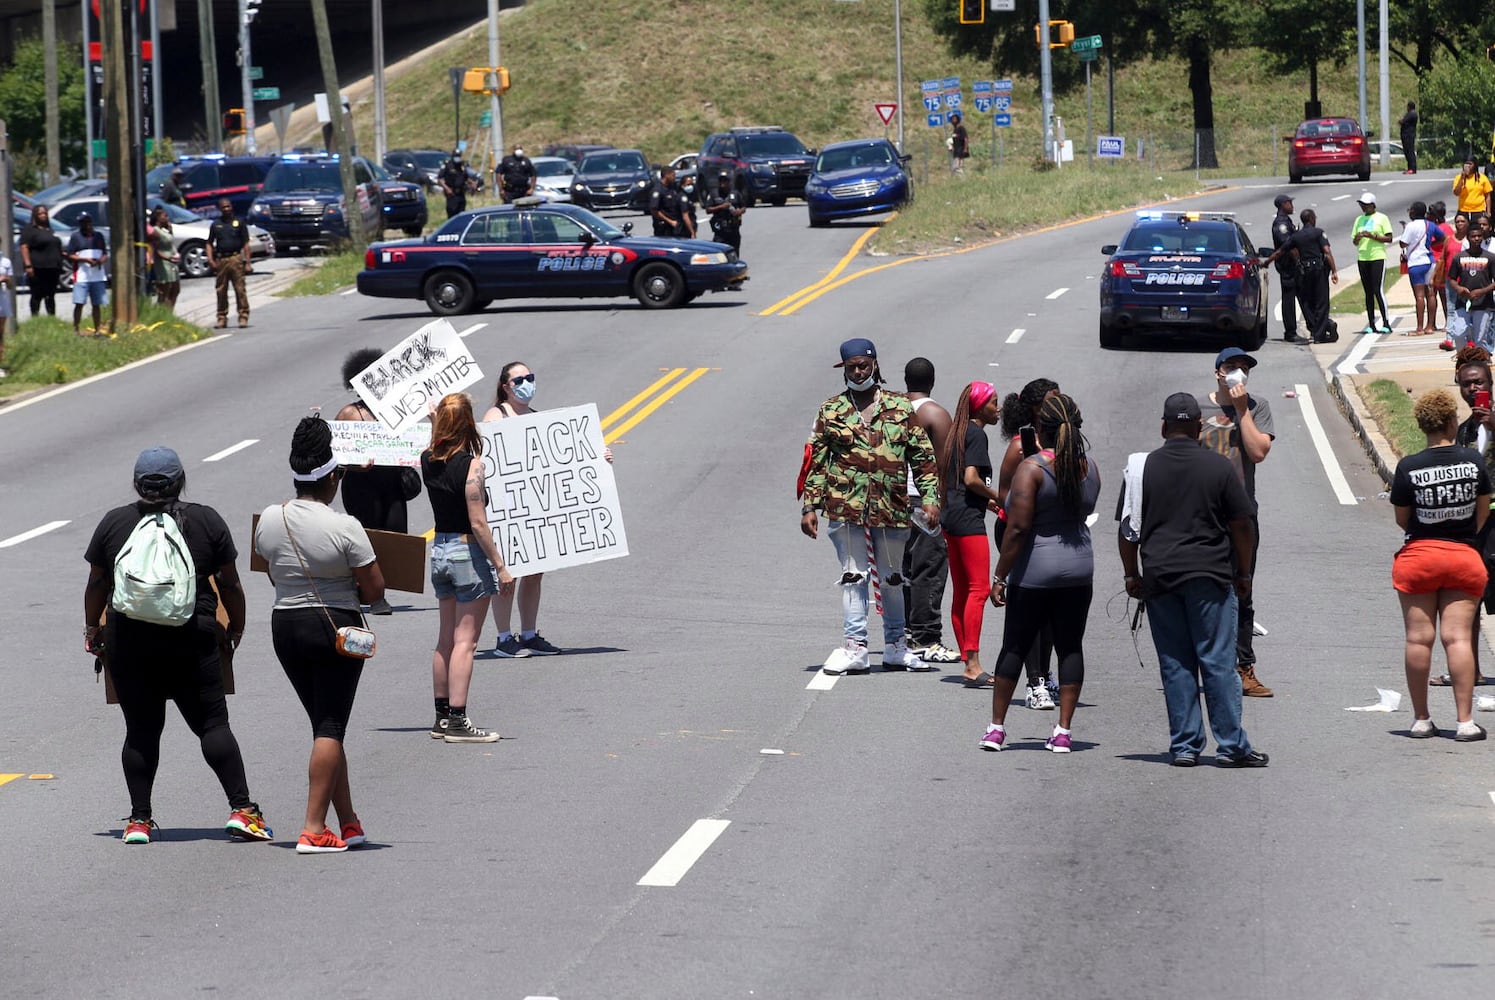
[1416,54,1495,166]
[0,37,87,186]
[1247,0,1356,114]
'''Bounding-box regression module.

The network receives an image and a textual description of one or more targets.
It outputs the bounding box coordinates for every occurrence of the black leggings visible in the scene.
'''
[272,607,365,741]
[1359,259,1389,326]
[994,584,1093,685]
[28,267,59,316]
[110,616,251,822]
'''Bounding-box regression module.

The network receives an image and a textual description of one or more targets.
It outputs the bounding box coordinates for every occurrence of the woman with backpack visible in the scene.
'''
[83,447,272,845]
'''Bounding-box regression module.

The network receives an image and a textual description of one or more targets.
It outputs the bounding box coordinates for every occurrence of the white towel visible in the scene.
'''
[1118,451,1149,543]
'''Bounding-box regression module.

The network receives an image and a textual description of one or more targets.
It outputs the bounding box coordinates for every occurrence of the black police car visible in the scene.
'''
[145,155,278,218]
[356,199,749,315]
[1098,211,1270,351]
[698,126,816,207]
[246,154,384,252]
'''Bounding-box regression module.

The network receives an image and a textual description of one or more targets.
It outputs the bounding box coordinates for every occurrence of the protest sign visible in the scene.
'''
[328,421,430,467]
[351,318,484,433]
[478,404,628,577]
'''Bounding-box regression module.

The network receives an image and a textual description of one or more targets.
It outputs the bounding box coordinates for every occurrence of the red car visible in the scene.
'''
[1287,117,1371,184]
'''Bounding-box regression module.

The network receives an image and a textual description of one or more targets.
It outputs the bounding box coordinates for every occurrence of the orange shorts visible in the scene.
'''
[1392,539,1488,596]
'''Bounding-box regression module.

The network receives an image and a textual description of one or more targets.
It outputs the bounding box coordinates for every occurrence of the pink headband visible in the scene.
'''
[968,381,996,411]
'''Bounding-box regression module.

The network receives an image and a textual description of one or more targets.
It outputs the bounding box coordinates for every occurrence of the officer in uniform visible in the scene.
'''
[206,198,252,329]
[438,150,470,218]
[703,172,745,252]
[1270,194,1308,344]
[649,165,694,238]
[495,145,537,203]
[161,167,187,209]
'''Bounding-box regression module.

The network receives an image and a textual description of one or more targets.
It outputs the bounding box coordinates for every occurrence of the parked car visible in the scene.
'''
[368,160,429,237]
[28,178,107,208]
[656,153,699,203]
[542,143,613,170]
[383,148,447,190]
[1098,210,1269,351]
[804,138,912,227]
[570,149,653,212]
[1287,117,1371,183]
[48,195,274,278]
[145,155,279,217]
[698,126,816,207]
[247,154,383,252]
[1370,140,1407,166]
[356,199,748,315]
[530,156,576,202]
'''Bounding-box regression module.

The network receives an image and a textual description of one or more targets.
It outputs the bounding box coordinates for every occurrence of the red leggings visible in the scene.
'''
[944,531,990,656]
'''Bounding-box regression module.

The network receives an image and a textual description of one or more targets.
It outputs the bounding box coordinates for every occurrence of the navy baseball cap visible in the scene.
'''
[1273,194,1293,209]
[834,338,878,367]
[133,446,184,485]
[1214,346,1258,370]
[1162,392,1202,422]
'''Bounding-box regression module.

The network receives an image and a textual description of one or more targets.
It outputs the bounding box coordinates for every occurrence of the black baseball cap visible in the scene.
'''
[1162,392,1202,422]
[1273,194,1293,209]
[834,338,877,367]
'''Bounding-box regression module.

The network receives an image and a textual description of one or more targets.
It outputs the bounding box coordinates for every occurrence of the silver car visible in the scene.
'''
[47,195,275,279]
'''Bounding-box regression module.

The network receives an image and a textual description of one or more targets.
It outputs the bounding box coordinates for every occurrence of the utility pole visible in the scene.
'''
[1378,0,1389,167]
[239,0,258,154]
[1,120,14,324]
[372,0,387,164]
[43,0,59,185]
[1038,0,1055,161]
[487,0,503,163]
[101,0,138,328]
[151,0,163,155]
[83,9,94,177]
[310,0,366,254]
[1356,0,1367,136]
[198,0,222,150]
[893,0,905,154]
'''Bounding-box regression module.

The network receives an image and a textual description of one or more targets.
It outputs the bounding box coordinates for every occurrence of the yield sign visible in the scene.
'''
[874,103,897,125]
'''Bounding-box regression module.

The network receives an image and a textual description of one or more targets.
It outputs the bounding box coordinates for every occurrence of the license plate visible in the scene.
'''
[1161,306,1189,321]
[1321,145,1339,152]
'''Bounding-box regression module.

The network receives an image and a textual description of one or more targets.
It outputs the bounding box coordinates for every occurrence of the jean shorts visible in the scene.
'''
[430,533,497,603]
[1408,262,1433,287]
[72,280,108,307]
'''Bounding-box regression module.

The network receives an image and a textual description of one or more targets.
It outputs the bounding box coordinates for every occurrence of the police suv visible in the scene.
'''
[1098,211,1271,351]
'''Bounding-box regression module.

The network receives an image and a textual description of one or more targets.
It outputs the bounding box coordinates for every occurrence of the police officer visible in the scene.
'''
[650,165,694,238]
[495,144,537,203]
[703,172,745,252]
[161,167,187,209]
[438,150,469,218]
[1270,194,1309,344]
[206,198,252,329]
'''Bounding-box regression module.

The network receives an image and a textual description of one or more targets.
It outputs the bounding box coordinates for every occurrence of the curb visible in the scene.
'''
[1326,369,1397,487]
[176,262,323,328]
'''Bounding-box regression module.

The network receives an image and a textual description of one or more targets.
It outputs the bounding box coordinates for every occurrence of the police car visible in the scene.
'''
[1098,211,1271,350]
[355,198,749,315]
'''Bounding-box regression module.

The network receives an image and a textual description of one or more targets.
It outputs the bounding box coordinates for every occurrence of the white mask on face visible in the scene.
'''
[846,373,877,392]
[512,379,536,403]
[1224,368,1248,388]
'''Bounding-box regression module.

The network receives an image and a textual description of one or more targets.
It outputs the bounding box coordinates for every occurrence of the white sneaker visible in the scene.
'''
[1026,683,1056,710]
[822,640,870,675]
[1046,675,1059,697]
[919,642,963,664]
[1408,718,1439,739]
[882,639,928,671]
[1455,720,1487,742]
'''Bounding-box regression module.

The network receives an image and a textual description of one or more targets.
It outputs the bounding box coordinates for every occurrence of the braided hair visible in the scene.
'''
[289,415,335,496]
[1455,343,1491,376]
[1000,378,1059,439]
[1036,393,1088,516]
[940,384,975,492]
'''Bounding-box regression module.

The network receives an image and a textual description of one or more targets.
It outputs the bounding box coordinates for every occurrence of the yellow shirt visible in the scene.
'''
[1454,173,1492,214]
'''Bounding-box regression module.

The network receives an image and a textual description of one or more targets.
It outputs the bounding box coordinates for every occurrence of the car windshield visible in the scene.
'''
[408,151,447,168]
[817,145,894,172]
[1122,223,1238,254]
[580,152,646,173]
[1297,119,1358,139]
[739,133,807,156]
[262,162,342,193]
[535,160,572,177]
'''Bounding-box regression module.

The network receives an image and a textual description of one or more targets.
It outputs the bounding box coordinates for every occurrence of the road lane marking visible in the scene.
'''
[1295,383,1358,505]
[0,774,22,789]
[0,335,228,419]
[601,369,688,431]
[1046,287,1069,300]
[0,520,71,549]
[637,818,731,886]
[456,322,487,338]
[1336,332,1381,374]
[806,670,838,690]
[604,368,710,445]
[1489,791,1495,807]
[339,287,359,296]
[760,219,892,315]
[1331,194,1352,201]
[202,438,259,462]
[1006,328,1026,344]
[1378,180,1393,187]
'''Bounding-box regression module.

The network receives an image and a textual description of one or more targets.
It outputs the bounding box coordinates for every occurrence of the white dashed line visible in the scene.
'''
[1331,194,1352,201]
[1295,383,1358,505]
[1046,287,1069,300]
[0,520,71,549]
[457,322,487,338]
[339,287,359,296]
[1336,332,1381,374]
[1378,180,1393,187]
[806,670,838,690]
[1006,328,1026,344]
[638,819,731,887]
[202,438,259,462]
[1488,791,1495,807]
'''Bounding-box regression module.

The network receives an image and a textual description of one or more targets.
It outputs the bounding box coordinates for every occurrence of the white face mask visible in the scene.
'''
[1224,368,1248,388]
[846,373,877,392]
[512,379,536,403]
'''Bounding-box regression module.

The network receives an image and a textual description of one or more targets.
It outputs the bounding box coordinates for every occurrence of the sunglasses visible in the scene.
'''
[510,373,535,385]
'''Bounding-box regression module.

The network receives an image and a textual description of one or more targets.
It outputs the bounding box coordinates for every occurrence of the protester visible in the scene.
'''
[982,394,1100,753]
[254,417,386,853]
[1117,394,1267,768]
[19,204,62,318]
[1397,200,1438,337]
[900,358,960,665]
[65,213,109,337]
[1448,216,1495,355]
[83,447,272,843]
[422,393,515,742]
[146,206,181,313]
[1428,201,1453,334]
[801,338,939,674]
[0,250,11,379]
[1438,212,1470,352]
[1390,388,1490,742]
[1450,344,1495,687]
[998,378,1062,708]
[206,198,252,329]
[1453,158,1492,217]
[938,381,1003,687]
[335,348,419,535]
[1351,192,1394,335]
[948,111,968,174]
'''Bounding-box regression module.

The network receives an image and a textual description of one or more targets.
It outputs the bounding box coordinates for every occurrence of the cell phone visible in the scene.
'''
[1020,426,1039,457]
[1476,390,1490,410]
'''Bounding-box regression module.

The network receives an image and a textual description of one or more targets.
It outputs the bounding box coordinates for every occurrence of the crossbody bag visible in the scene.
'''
[280,503,377,660]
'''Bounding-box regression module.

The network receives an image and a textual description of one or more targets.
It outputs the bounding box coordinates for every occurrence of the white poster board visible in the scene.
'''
[477,404,628,577]
[328,421,430,467]
[351,318,484,433]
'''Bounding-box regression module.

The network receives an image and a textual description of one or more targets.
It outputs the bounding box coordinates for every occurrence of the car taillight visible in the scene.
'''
[1294,139,1306,148]
[1348,135,1364,145]
[1211,262,1244,279]
[1109,260,1144,278]
[364,248,376,269]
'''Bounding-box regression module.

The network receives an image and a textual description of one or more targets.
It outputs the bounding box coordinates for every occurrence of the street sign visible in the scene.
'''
[973,80,993,94]
[920,79,940,93]
[874,102,897,125]
[973,96,993,113]
[248,66,263,81]
[942,76,961,90]
[1097,136,1125,158]
[927,111,946,128]
[992,78,1013,93]
[993,95,1012,111]
[478,110,492,127]
[993,0,1016,9]
[251,87,279,101]
[945,91,963,110]
[1077,48,1098,62]
[922,95,942,113]
[995,114,1012,128]
[1071,35,1104,52]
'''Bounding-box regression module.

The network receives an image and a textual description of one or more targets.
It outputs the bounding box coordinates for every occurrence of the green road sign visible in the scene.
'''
[90,138,154,157]
[1077,48,1099,62]
[1071,35,1103,52]
[251,87,280,101]
[478,110,493,128]
[249,66,264,80]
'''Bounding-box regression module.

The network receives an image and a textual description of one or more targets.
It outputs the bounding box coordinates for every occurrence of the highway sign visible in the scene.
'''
[248,66,263,81]
[251,87,280,101]
[922,95,942,113]
[1097,136,1125,158]
[972,80,993,94]
[973,96,993,113]
[874,102,897,125]
[478,110,492,127]
[1071,35,1103,52]
[945,91,963,110]
[942,76,961,90]
[992,78,1013,93]
[920,79,940,93]
[995,114,1012,128]
[927,111,946,128]
[993,95,1012,111]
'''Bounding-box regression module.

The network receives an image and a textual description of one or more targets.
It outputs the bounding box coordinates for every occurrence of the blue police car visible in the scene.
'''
[356,199,749,315]
[1099,211,1271,351]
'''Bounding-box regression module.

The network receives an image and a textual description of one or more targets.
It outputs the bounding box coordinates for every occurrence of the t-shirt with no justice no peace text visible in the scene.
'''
[1390,445,1492,546]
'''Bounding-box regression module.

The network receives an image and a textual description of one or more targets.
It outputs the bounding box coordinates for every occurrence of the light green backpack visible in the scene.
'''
[112,509,196,626]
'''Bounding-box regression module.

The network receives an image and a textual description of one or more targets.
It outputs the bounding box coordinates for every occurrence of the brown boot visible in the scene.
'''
[1238,664,1274,697]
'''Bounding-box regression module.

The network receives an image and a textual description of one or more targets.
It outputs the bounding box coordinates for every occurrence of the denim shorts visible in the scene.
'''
[72,280,108,306]
[430,533,497,603]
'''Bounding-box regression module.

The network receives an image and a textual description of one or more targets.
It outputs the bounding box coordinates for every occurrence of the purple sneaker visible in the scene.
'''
[1045,728,1072,753]
[979,725,1005,752]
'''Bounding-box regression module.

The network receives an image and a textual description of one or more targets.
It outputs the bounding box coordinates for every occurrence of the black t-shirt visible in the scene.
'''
[422,450,479,534]
[705,189,741,230]
[439,161,468,194]
[497,155,535,190]
[208,217,247,255]
[84,500,237,621]
[1289,226,1329,266]
[20,223,63,269]
[1390,445,1491,546]
[1450,249,1495,310]
[951,123,968,158]
[940,421,992,536]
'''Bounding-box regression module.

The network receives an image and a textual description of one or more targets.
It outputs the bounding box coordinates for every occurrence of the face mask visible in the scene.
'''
[512,380,536,403]
[846,373,877,392]
[1224,369,1248,388]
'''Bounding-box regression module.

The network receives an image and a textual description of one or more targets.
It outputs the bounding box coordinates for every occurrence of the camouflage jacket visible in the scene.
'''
[802,389,939,527]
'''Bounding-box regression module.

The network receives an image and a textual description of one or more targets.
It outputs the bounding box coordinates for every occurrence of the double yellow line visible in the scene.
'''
[759,220,889,317]
[602,367,712,444]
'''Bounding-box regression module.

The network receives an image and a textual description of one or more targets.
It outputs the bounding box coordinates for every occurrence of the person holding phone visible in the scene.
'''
[1351,192,1394,335]
[1449,218,1495,354]
[1454,159,1492,217]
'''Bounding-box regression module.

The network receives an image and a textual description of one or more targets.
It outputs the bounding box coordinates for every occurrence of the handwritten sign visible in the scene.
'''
[478,404,628,577]
[328,421,430,467]
[351,318,484,433]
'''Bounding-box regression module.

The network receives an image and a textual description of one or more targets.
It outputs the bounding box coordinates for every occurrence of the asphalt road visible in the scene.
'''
[2,174,1489,999]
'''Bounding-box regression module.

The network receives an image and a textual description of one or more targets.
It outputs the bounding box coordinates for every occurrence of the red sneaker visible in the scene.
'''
[296,826,348,854]
[122,818,157,844]
[340,819,366,848]
[225,804,273,842]
[1441,338,1456,351]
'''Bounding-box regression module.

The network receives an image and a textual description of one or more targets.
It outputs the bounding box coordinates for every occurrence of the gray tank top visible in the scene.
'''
[1009,456,1101,589]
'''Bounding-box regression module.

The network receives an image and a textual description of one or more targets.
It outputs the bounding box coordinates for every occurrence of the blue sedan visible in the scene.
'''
[356,200,749,315]
[804,138,913,227]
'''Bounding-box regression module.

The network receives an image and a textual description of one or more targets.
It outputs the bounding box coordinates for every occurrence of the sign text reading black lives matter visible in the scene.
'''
[352,319,485,433]
[479,404,629,577]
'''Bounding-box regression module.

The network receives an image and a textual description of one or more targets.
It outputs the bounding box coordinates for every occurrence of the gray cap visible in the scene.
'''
[133,446,184,485]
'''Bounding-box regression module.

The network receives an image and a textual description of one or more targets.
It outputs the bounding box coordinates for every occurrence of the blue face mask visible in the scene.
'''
[512,379,536,403]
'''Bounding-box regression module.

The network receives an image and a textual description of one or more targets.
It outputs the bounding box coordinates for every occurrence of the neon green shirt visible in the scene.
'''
[1353,211,1392,262]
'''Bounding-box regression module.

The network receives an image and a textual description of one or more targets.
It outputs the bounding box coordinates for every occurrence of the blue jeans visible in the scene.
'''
[1145,577,1253,758]
[1469,310,1494,354]
[827,520,908,645]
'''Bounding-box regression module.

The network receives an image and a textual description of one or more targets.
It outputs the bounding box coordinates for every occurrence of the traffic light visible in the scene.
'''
[1035,20,1076,50]
[959,0,985,25]
[1058,22,1075,45]
[244,0,261,25]
[494,67,511,95]
[462,68,488,93]
[223,108,246,134]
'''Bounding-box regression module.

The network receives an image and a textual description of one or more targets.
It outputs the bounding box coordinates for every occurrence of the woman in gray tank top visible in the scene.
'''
[980,394,1101,754]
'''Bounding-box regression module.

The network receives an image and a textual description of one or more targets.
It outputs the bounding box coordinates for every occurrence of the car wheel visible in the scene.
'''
[809,213,828,228]
[472,298,493,312]
[424,270,475,316]
[1099,321,1123,349]
[179,240,210,279]
[633,261,686,309]
[1288,172,1301,184]
[1357,169,1370,182]
[1244,314,1268,351]
[768,196,786,207]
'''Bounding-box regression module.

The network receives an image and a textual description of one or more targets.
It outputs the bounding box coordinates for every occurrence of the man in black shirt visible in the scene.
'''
[438,151,469,218]
[949,111,968,174]
[1118,393,1267,768]
[1267,207,1339,343]
[161,167,187,208]
[1399,100,1418,174]
[703,172,745,252]
[495,145,537,203]
[649,166,694,238]
[1449,218,1495,353]
[1270,194,1309,344]
[206,198,252,329]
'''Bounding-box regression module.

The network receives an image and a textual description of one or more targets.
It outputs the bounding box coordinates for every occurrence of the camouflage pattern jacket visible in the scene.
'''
[802,389,939,527]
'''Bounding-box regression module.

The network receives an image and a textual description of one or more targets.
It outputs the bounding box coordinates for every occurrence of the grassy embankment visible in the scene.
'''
[1360,378,1423,458]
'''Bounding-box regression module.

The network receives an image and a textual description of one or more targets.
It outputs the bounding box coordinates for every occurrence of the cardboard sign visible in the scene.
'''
[329,420,430,467]
[351,319,484,433]
[100,578,235,705]
[250,514,429,594]
[477,404,629,577]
